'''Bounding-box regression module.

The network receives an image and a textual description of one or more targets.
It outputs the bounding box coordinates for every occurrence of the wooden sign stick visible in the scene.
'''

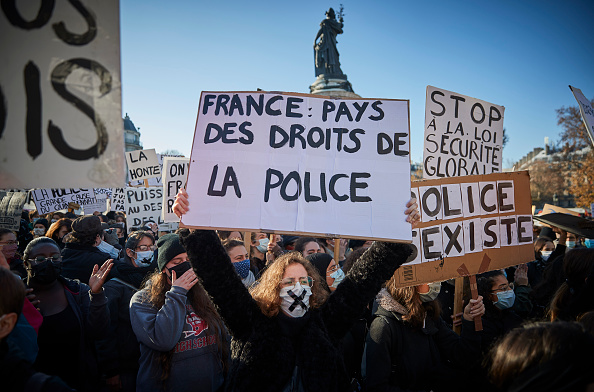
[457,263,483,332]
[143,179,149,188]
[266,234,275,264]
[243,232,251,257]
[333,239,340,262]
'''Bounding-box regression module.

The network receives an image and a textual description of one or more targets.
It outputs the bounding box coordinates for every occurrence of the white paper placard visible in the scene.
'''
[569,86,594,147]
[83,198,107,214]
[32,188,96,215]
[162,157,190,222]
[110,187,125,212]
[125,149,161,182]
[182,92,412,242]
[0,1,125,188]
[423,86,504,179]
[124,187,164,232]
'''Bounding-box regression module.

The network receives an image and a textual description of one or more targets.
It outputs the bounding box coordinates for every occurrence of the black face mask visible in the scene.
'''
[167,261,191,278]
[29,260,61,285]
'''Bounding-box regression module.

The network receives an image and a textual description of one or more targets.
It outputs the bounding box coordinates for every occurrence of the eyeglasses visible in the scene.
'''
[27,255,61,265]
[326,264,339,275]
[491,283,514,293]
[0,240,17,246]
[136,245,156,252]
[280,276,314,288]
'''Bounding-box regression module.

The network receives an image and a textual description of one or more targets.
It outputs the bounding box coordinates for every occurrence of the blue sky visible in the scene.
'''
[120,0,594,168]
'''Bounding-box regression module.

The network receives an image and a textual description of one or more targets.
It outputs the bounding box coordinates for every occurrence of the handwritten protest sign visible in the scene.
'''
[83,198,107,214]
[0,192,27,230]
[423,86,504,179]
[182,91,412,242]
[162,157,190,222]
[0,1,125,188]
[569,86,594,147]
[394,171,533,286]
[31,188,96,215]
[125,149,161,182]
[125,187,164,232]
[110,187,125,212]
[93,188,112,199]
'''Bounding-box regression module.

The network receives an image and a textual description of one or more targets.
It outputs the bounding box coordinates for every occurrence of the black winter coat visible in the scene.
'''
[363,289,481,392]
[61,242,112,284]
[180,230,412,392]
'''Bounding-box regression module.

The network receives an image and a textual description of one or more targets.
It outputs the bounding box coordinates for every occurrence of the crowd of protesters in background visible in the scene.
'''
[1,192,594,392]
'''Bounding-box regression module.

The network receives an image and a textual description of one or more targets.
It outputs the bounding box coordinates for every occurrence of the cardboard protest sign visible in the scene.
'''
[540,203,580,217]
[0,1,125,188]
[569,86,594,147]
[124,187,164,232]
[83,198,107,214]
[182,92,412,242]
[125,149,161,182]
[110,187,125,212]
[423,86,504,179]
[0,192,27,230]
[162,157,190,222]
[31,188,96,215]
[393,171,533,287]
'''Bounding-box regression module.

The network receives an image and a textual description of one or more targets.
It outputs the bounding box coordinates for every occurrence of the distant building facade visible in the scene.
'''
[124,113,142,152]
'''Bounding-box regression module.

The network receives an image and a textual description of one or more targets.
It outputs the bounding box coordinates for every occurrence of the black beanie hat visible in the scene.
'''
[306,252,333,278]
[157,233,186,271]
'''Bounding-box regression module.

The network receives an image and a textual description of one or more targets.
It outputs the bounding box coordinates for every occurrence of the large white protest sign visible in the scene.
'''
[0,192,27,230]
[110,187,125,212]
[0,1,125,188]
[162,157,190,222]
[125,149,161,182]
[182,92,412,242]
[569,86,594,147]
[423,86,504,179]
[125,187,164,232]
[31,188,95,215]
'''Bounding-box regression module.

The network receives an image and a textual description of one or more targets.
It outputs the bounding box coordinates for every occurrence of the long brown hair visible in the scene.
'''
[384,275,441,329]
[144,271,228,381]
[250,252,329,317]
[45,218,72,242]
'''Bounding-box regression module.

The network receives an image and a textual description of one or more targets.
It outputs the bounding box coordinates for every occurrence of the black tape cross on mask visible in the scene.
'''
[287,289,307,312]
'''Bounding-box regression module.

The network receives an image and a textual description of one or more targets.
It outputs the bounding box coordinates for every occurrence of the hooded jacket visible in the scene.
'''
[363,289,481,392]
[179,229,413,392]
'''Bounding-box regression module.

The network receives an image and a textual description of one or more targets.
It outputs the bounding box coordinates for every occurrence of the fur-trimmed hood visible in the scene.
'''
[376,288,408,315]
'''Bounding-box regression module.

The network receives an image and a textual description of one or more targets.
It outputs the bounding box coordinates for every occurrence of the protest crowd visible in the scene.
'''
[0,187,592,392]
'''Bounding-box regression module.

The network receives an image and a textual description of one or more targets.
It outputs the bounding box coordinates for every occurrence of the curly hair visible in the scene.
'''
[384,275,441,329]
[250,252,329,317]
[144,271,228,383]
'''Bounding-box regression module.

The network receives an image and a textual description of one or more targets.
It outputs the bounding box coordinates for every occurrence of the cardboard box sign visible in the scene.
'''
[393,171,534,287]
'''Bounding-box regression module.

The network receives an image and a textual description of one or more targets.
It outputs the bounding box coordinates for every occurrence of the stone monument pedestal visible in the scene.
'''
[309,75,361,98]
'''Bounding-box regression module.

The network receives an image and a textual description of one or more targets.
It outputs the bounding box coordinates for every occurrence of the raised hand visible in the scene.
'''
[89,259,114,294]
[405,198,421,228]
[171,268,198,291]
[514,264,529,286]
[173,188,189,218]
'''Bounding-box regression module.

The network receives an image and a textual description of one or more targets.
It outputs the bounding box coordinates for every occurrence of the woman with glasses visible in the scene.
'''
[0,228,26,278]
[23,236,112,391]
[172,188,420,391]
[96,231,157,392]
[129,233,228,392]
[306,252,345,292]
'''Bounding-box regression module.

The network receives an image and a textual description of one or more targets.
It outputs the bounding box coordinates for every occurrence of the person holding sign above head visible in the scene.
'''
[172,188,420,391]
[362,278,485,392]
[129,233,229,392]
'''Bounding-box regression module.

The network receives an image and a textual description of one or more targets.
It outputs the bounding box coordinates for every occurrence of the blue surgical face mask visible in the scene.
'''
[585,239,594,249]
[329,267,345,288]
[540,250,553,261]
[256,238,269,253]
[134,250,154,267]
[97,240,119,259]
[566,241,576,249]
[494,289,515,310]
[233,259,251,279]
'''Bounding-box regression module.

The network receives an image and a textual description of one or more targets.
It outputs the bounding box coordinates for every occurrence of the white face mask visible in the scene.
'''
[329,268,345,288]
[419,282,441,303]
[540,250,553,261]
[33,227,45,235]
[279,282,312,318]
[134,250,154,267]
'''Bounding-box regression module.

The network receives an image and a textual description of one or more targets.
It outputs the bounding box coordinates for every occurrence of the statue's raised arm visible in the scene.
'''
[314,7,345,78]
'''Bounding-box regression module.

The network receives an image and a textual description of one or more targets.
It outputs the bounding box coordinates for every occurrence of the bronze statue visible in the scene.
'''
[314,7,345,77]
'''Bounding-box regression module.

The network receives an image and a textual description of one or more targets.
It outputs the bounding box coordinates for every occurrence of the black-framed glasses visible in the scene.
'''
[491,283,514,293]
[326,264,340,275]
[0,240,17,246]
[27,255,61,265]
[280,276,314,288]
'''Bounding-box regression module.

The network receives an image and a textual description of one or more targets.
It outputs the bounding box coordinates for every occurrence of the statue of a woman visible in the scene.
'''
[314,8,344,77]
